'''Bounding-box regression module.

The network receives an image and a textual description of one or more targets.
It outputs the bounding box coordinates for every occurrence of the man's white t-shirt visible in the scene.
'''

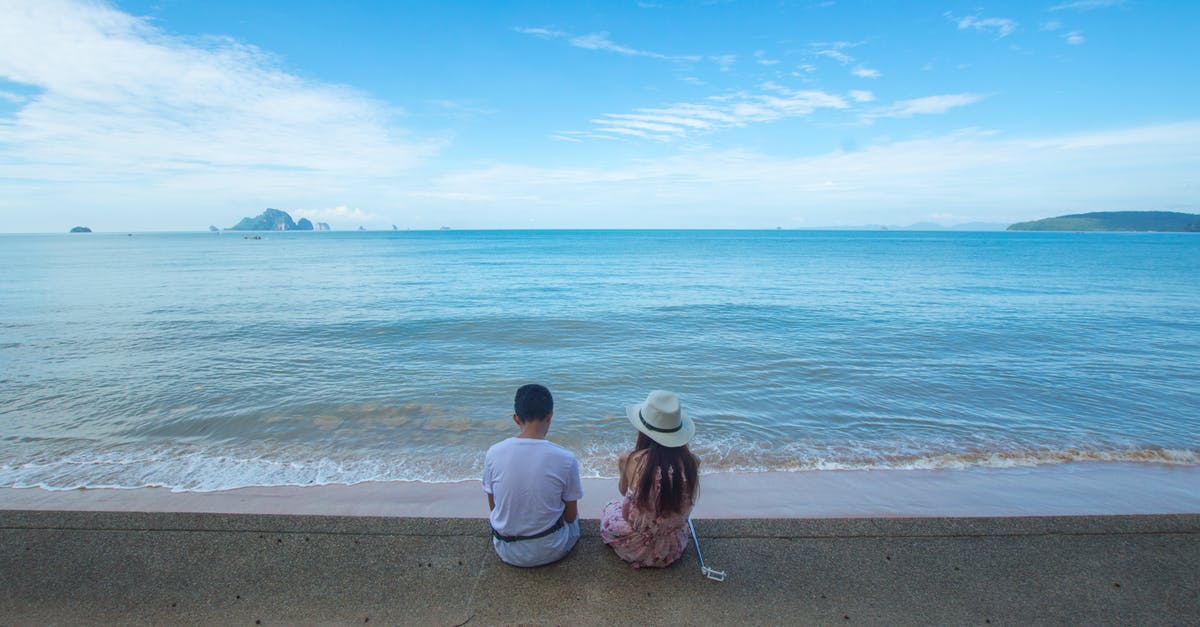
[482,437,583,537]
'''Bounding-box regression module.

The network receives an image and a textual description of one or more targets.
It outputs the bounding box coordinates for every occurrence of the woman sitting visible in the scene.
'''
[600,390,700,568]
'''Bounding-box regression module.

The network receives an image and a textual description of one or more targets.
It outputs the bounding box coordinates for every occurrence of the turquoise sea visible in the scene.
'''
[1,230,1197,491]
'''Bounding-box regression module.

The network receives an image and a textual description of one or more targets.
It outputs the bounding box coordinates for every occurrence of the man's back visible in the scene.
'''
[483,437,581,537]
[481,383,583,567]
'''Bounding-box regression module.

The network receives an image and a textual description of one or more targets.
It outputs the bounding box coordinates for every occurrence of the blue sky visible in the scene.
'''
[0,0,1197,231]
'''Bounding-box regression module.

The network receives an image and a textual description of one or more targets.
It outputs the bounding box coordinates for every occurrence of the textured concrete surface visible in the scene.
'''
[1,511,1197,625]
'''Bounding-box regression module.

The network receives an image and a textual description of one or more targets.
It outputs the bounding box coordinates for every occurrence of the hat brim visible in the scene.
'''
[626,403,695,448]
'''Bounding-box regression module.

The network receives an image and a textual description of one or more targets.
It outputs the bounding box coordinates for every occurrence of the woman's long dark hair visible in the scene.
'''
[633,432,699,515]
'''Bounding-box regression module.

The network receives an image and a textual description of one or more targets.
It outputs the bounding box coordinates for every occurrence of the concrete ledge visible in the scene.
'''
[2,510,1197,537]
[2,510,1198,625]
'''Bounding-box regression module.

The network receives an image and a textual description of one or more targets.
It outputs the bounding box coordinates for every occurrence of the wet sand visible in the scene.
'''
[4,462,1198,518]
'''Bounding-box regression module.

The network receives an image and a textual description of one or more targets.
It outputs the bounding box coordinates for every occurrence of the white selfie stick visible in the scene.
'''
[688,517,727,581]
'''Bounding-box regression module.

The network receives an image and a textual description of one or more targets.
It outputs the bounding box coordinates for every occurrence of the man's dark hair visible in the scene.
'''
[514,384,553,422]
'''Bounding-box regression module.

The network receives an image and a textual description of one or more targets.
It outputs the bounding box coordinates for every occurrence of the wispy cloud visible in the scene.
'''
[710,54,737,71]
[566,87,987,141]
[815,49,854,64]
[292,205,382,226]
[809,41,882,79]
[0,0,435,190]
[429,122,1200,227]
[512,26,568,38]
[1049,0,1124,10]
[427,99,497,119]
[1065,31,1086,45]
[577,85,851,141]
[947,13,1019,38]
[754,50,780,66]
[862,93,986,121]
[515,26,703,63]
[810,40,864,65]
[0,90,29,104]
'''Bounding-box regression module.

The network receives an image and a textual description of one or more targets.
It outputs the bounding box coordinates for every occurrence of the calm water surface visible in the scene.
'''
[1,230,1197,490]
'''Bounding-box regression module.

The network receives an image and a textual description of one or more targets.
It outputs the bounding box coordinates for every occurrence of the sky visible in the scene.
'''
[0,0,1197,231]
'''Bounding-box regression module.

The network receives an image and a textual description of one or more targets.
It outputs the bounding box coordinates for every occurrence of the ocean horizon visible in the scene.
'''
[2,230,1197,492]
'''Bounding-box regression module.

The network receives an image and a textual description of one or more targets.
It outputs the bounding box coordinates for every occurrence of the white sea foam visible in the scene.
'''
[2,443,1196,492]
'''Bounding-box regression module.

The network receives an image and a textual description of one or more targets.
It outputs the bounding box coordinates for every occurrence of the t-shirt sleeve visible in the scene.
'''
[481,452,494,495]
[562,456,583,502]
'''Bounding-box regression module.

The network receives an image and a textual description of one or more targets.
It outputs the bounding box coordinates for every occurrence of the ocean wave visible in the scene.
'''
[1,443,1195,492]
[670,445,1200,474]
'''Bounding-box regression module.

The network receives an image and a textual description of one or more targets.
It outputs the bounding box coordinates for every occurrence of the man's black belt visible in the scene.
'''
[490,514,565,542]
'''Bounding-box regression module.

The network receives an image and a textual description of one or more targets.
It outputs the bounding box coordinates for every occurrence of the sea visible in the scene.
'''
[1,230,1197,492]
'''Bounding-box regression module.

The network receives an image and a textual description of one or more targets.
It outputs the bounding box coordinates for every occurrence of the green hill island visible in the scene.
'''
[1008,211,1200,232]
[229,208,313,231]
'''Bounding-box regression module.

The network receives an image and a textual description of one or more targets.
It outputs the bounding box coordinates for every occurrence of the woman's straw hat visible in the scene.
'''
[626,390,695,448]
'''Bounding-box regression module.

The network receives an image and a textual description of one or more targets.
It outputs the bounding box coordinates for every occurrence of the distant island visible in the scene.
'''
[1008,211,1200,232]
[228,208,314,231]
[69,226,91,233]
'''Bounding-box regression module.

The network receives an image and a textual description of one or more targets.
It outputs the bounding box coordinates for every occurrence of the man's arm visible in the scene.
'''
[487,493,495,511]
[562,500,578,524]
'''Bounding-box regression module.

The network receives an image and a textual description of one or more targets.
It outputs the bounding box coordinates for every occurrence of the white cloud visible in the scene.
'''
[1065,31,1086,45]
[1041,20,1063,31]
[512,26,568,38]
[852,66,881,79]
[816,49,854,64]
[948,13,1019,38]
[754,50,780,66]
[863,93,986,120]
[1050,0,1124,10]
[0,0,435,197]
[292,205,382,226]
[516,26,701,62]
[580,87,849,141]
[570,87,987,141]
[423,121,1200,227]
[710,54,737,71]
[569,32,652,57]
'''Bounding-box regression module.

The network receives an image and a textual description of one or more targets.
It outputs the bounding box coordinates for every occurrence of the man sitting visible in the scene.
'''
[482,384,582,567]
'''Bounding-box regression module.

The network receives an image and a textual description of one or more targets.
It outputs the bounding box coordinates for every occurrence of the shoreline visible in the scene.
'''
[4,461,1198,518]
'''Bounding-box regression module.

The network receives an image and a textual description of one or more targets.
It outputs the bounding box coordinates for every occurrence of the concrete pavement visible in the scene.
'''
[1,511,1197,625]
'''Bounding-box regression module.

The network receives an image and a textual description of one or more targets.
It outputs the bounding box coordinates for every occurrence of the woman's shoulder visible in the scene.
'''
[624,449,649,469]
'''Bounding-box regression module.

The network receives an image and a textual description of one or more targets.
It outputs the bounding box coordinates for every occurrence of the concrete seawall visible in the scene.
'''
[2,511,1198,625]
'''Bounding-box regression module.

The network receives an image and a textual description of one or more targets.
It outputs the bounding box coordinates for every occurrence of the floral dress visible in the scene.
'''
[599,466,694,568]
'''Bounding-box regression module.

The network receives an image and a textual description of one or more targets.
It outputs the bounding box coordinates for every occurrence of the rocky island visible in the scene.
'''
[69,226,92,233]
[1008,211,1200,232]
[228,208,314,231]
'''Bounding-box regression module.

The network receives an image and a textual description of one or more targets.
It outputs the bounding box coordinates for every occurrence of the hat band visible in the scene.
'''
[639,409,682,434]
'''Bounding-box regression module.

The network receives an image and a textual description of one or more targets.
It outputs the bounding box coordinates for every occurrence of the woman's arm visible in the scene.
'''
[617,451,630,495]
